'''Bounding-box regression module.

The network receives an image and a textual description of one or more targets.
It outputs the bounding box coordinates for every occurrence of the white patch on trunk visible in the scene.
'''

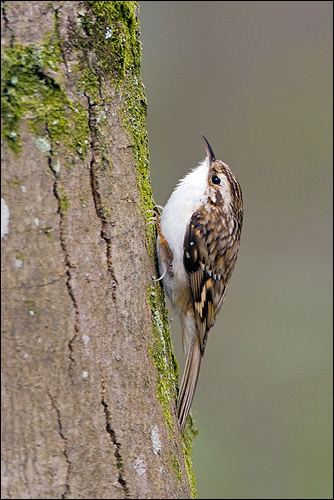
[133,457,146,476]
[35,137,51,153]
[82,334,90,345]
[1,198,9,239]
[151,425,162,455]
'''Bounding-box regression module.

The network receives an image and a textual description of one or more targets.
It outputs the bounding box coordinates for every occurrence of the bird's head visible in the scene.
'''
[202,135,242,211]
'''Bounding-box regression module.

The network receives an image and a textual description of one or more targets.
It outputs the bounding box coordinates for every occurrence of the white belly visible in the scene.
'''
[157,157,209,307]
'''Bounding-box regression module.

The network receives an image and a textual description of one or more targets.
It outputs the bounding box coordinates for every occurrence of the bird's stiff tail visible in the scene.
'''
[177,336,202,431]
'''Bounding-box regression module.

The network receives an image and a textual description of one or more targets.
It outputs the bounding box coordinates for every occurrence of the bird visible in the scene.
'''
[155,136,243,431]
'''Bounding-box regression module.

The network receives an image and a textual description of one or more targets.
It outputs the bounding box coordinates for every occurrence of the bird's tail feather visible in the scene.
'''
[177,336,202,431]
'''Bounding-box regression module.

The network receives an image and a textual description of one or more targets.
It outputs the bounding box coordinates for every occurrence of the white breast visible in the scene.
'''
[160,157,209,289]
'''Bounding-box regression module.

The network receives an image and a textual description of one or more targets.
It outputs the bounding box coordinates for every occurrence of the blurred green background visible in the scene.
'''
[140,1,332,498]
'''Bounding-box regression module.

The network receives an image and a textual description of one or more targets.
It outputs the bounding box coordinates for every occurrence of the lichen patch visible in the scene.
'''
[151,425,162,455]
[1,198,10,240]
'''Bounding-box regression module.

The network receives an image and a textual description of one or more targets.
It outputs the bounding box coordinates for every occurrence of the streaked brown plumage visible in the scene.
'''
[156,137,243,431]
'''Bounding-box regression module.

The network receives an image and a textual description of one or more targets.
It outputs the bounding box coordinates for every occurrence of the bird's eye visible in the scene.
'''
[212,175,221,185]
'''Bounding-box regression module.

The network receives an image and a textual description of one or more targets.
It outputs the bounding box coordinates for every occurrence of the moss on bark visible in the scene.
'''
[147,283,179,431]
[1,39,89,155]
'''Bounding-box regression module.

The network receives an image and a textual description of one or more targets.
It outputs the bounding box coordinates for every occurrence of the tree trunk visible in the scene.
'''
[1,2,196,498]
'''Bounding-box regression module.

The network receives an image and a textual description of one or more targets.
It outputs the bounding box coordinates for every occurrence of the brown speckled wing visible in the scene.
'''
[184,205,239,353]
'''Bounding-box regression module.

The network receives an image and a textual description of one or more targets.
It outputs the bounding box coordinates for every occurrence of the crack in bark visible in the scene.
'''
[46,126,79,377]
[86,93,118,300]
[21,439,32,497]
[1,276,65,290]
[1,1,15,46]
[100,379,130,498]
[53,179,79,374]
[47,391,71,499]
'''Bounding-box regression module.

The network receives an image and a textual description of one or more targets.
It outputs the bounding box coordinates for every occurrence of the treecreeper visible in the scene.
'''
[153,136,243,431]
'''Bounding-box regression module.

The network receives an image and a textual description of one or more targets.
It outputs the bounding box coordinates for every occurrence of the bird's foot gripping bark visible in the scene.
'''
[146,205,163,228]
[147,206,173,282]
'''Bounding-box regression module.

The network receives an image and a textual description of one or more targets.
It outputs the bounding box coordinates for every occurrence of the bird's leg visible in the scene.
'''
[156,232,174,281]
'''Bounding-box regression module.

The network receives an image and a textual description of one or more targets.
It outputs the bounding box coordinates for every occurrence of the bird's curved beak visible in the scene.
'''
[201,135,216,163]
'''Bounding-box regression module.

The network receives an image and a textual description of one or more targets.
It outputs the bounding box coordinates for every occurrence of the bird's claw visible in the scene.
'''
[147,218,156,226]
[153,204,164,214]
[146,205,163,226]
[152,269,167,282]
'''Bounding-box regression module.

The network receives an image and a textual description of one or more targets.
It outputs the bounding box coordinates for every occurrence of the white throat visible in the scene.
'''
[160,156,209,279]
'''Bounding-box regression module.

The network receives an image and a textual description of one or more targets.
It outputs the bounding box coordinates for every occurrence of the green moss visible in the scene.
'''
[183,417,199,498]
[79,192,89,208]
[41,225,53,238]
[147,283,178,432]
[83,1,140,80]
[15,251,25,262]
[1,30,89,156]
[6,176,22,188]
[24,298,37,315]
[100,200,112,220]
[57,185,70,215]
[171,455,182,482]
[78,67,100,101]
[122,77,156,253]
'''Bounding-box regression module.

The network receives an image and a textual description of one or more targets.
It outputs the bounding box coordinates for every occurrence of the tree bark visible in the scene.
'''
[1,2,196,498]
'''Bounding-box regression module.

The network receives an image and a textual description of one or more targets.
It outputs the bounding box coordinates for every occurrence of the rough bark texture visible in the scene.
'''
[1,2,196,498]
